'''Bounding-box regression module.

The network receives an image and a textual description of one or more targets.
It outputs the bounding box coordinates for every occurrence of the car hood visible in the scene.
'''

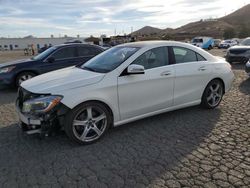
[229,45,250,50]
[21,66,105,94]
[0,58,34,68]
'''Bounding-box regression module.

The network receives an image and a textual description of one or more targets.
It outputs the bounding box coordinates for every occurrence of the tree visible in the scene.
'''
[223,28,236,39]
[238,25,250,38]
[161,34,175,40]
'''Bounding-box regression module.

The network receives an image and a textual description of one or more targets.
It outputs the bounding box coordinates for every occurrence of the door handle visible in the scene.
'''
[161,71,172,76]
[198,66,206,71]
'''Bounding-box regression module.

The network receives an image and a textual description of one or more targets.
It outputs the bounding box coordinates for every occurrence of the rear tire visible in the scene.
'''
[201,79,224,109]
[16,72,36,87]
[64,102,112,144]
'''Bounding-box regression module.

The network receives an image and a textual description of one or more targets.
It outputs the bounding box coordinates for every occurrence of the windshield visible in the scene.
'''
[193,39,203,43]
[81,46,139,73]
[31,47,56,60]
[240,39,250,46]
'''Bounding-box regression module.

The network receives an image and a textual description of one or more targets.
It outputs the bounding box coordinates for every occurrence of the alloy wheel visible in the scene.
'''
[18,74,33,85]
[72,106,107,142]
[206,83,223,107]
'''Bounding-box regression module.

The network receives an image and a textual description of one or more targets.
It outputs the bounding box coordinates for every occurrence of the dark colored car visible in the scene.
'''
[226,37,250,64]
[0,43,104,88]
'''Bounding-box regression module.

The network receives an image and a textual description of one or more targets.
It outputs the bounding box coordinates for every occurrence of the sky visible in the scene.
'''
[0,0,249,38]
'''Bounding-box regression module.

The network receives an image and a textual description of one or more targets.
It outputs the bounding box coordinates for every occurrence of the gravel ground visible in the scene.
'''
[0,50,249,188]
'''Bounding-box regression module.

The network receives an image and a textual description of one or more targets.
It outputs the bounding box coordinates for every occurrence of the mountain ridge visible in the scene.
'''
[131,4,250,39]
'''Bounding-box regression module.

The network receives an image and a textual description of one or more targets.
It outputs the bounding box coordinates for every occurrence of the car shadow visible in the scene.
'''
[0,106,221,187]
[0,87,17,105]
[239,77,250,95]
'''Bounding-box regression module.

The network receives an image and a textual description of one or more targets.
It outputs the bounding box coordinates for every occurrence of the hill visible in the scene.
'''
[220,4,250,26]
[171,19,233,39]
[131,26,162,36]
[131,4,250,40]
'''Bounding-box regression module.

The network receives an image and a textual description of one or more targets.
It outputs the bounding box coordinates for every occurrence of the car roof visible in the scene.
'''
[53,43,103,49]
[118,41,190,48]
[118,40,217,62]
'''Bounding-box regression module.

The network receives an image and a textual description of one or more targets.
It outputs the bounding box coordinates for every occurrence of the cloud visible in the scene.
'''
[0,0,248,37]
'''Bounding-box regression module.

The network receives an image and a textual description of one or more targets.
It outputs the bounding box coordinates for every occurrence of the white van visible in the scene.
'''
[192,37,214,50]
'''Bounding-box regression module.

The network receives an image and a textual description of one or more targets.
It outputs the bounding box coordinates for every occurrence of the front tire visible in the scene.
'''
[16,72,36,87]
[64,102,112,144]
[201,79,224,109]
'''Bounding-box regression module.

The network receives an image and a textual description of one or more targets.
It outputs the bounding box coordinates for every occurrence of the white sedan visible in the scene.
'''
[17,41,234,144]
[219,40,238,49]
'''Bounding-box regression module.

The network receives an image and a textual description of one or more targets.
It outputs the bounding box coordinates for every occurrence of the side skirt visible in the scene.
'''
[114,100,201,127]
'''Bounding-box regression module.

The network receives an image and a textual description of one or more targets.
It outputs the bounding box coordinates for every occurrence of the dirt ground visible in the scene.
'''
[0,48,227,64]
[0,50,33,64]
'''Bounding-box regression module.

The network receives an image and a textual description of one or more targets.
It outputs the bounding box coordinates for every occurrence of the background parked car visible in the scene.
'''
[191,37,214,50]
[0,43,104,87]
[214,39,222,48]
[219,39,238,49]
[226,37,250,64]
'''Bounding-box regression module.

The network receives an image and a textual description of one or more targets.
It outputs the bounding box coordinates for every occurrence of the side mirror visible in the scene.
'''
[46,57,55,63]
[127,64,145,74]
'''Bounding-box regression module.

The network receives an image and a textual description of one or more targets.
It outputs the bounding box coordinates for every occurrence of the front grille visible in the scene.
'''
[229,49,247,54]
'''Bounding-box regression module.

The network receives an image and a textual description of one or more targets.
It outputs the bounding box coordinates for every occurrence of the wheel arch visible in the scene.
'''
[206,77,225,94]
[15,70,40,86]
[72,99,114,126]
[15,70,39,80]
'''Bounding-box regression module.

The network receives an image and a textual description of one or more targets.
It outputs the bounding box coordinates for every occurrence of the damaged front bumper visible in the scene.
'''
[16,102,64,135]
[15,88,69,136]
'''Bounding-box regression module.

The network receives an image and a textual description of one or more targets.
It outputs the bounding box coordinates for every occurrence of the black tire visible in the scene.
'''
[16,72,36,87]
[201,79,224,109]
[64,101,112,145]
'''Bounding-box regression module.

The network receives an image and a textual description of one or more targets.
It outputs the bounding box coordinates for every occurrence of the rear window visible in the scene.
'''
[193,39,203,43]
[241,39,250,46]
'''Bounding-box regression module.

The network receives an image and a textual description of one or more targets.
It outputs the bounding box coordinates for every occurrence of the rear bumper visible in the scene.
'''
[224,71,235,93]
